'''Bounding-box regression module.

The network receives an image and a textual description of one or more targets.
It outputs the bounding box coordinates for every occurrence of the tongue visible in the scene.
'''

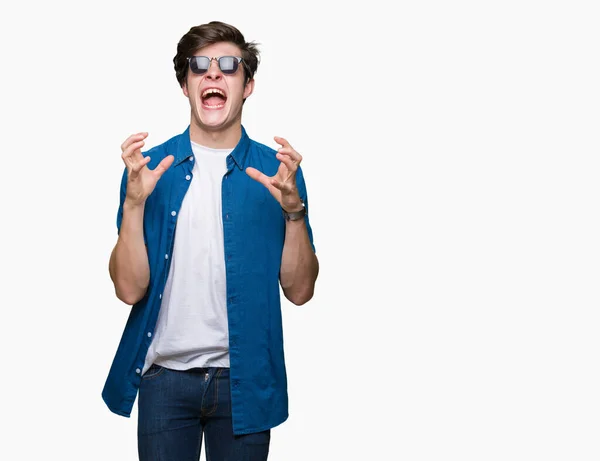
[204,96,225,106]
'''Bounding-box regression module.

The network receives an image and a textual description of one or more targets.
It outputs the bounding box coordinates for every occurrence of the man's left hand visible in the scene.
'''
[245,136,304,212]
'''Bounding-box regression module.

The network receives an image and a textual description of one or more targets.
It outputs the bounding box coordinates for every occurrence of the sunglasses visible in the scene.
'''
[187,56,244,75]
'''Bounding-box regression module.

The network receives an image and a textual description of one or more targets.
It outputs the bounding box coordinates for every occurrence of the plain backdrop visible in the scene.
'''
[1,1,599,460]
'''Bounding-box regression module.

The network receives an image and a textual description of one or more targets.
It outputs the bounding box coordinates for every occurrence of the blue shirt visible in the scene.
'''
[102,126,315,435]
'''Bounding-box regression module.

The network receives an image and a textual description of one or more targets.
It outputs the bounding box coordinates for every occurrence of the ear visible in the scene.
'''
[182,81,189,98]
[243,78,255,100]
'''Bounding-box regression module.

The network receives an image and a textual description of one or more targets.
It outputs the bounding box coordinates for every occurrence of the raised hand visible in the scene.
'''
[121,132,174,207]
[245,136,304,212]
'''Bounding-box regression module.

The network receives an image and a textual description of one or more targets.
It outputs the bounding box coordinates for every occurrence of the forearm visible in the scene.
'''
[280,219,319,305]
[109,200,150,305]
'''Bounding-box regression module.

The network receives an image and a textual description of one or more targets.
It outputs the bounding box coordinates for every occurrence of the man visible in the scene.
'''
[102,21,319,460]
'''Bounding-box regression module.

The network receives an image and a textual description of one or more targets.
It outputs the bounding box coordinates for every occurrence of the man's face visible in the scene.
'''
[183,42,254,132]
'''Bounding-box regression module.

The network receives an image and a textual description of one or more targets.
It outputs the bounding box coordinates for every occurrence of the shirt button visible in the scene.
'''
[171,211,176,216]
[189,156,194,162]
[186,175,191,180]
[225,214,229,220]
[147,332,152,338]
[136,368,141,374]
[159,294,162,299]
[165,254,169,260]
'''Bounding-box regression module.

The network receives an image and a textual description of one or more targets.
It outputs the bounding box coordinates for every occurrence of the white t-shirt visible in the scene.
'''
[142,142,232,374]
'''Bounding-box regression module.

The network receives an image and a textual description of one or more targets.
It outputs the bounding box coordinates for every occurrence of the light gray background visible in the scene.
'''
[1,1,598,460]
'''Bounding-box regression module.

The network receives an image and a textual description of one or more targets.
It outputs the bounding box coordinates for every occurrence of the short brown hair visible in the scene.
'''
[173,21,260,87]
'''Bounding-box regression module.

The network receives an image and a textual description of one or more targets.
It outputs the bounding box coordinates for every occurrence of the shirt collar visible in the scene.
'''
[229,126,251,171]
[174,126,194,166]
[174,125,251,170]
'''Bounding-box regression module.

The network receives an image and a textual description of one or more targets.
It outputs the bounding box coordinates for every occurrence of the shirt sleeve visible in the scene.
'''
[116,167,128,234]
[115,167,148,245]
[295,165,316,254]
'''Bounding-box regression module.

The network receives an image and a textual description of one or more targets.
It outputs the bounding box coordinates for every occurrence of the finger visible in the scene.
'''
[130,155,152,174]
[275,152,297,172]
[121,132,148,152]
[246,167,274,190]
[270,178,293,194]
[121,139,145,155]
[121,140,146,167]
[276,147,302,164]
[274,136,291,150]
[152,155,175,178]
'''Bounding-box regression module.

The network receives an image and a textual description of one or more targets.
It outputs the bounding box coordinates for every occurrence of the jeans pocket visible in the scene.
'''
[141,363,165,380]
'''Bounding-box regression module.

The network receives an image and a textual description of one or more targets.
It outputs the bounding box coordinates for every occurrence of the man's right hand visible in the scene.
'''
[121,132,175,207]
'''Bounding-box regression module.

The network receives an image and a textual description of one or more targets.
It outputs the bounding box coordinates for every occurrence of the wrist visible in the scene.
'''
[285,216,306,227]
[281,196,303,213]
[282,201,306,221]
[282,205,304,213]
[123,198,146,212]
[281,190,304,213]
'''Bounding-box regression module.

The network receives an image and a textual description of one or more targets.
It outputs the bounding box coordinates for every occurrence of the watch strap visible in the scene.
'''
[282,203,306,221]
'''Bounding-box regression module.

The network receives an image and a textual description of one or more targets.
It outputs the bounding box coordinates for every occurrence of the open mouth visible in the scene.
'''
[201,88,227,109]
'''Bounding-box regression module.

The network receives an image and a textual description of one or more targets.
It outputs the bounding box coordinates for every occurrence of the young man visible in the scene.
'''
[102,21,319,460]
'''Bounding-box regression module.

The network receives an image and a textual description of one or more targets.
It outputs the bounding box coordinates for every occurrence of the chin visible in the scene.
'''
[197,109,230,130]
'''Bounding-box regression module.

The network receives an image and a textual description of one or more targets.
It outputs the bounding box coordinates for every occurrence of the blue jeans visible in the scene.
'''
[138,365,270,461]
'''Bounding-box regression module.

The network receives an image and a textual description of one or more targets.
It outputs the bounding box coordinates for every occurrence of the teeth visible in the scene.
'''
[202,88,225,98]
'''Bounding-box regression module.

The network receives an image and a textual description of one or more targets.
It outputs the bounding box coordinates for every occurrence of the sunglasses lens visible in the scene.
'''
[189,56,210,74]
[189,56,241,75]
[219,56,239,74]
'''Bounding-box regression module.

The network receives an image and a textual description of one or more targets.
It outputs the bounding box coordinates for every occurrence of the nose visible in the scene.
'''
[206,58,223,81]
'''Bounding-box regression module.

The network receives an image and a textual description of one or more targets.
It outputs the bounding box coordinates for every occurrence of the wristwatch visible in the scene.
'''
[282,202,306,221]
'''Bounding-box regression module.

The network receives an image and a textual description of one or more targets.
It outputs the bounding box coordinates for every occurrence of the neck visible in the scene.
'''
[189,120,242,149]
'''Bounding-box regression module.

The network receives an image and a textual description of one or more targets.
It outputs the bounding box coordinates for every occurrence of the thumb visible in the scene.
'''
[153,155,175,177]
[245,167,270,187]
[245,166,261,182]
